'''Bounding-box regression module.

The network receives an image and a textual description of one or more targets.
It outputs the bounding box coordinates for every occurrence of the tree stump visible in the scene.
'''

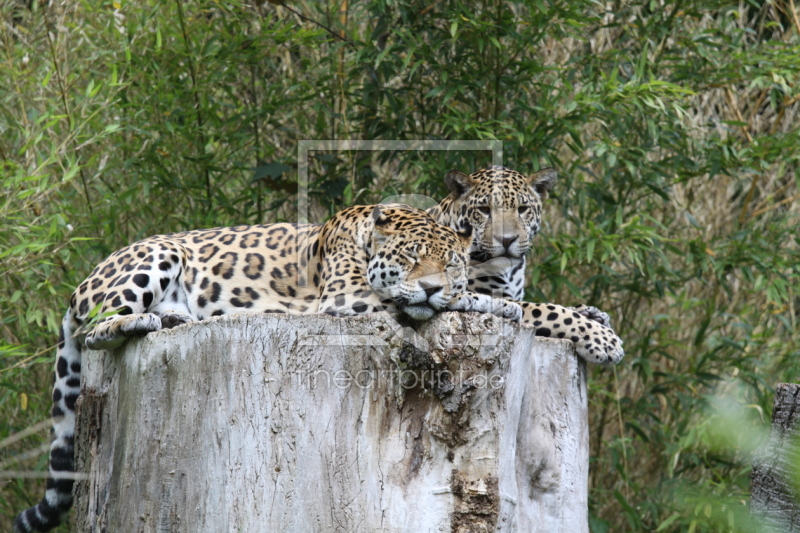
[751,383,800,532]
[73,311,589,532]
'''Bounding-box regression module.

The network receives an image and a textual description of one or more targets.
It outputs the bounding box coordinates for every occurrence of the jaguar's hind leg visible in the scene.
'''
[157,310,195,329]
[84,313,162,350]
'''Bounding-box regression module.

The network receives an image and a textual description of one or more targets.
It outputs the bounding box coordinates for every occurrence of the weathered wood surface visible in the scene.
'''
[73,311,589,533]
[751,383,800,532]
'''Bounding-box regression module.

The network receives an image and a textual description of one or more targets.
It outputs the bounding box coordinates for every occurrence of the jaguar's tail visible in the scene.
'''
[14,311,81,533]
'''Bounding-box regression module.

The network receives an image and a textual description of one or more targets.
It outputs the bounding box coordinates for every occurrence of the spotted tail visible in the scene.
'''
[14,311,81,532]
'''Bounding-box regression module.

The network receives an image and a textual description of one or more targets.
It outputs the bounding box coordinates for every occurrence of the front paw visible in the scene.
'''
[574,326,624,365]
[499,300,522,322]
[446,294,472,313]
[569,305,612,329]
[447,294,522,322]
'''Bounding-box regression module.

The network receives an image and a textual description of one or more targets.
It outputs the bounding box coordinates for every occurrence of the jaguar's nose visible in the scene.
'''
[501,236,517,251]
[419,280,442,298]
[424,286,442,298]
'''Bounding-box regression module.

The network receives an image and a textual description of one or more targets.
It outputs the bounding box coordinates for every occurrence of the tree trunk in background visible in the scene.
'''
[73,312,589,533]
[751,383,800,532]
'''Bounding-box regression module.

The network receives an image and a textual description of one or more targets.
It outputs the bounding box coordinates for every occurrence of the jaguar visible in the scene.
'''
[14,203,521,533]
[429,166,625,365]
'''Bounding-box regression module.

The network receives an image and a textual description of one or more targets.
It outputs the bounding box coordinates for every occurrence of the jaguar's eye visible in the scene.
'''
[402,244,420,263]
[518,205,529,214]
[477,205,491,216]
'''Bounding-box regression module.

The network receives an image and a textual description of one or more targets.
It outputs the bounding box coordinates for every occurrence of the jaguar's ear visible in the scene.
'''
[371,205,391,226]
[370,206,397,252]
[528,168,557,200]
[456,221,473,249]
[444,170,475,200]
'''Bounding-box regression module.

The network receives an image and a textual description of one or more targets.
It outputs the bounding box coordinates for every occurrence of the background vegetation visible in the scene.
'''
[1,0,798,530]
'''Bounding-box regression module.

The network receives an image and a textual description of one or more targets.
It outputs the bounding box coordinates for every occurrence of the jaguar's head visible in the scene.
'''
[440,166,557,262]
[367,204,472,320]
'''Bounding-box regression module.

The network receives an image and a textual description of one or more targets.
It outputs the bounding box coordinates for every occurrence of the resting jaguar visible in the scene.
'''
[428,166,625,365]
[14,203,520,533]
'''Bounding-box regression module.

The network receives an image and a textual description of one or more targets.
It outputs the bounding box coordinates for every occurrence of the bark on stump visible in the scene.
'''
[751,383,800,532]
[73,311,589,533]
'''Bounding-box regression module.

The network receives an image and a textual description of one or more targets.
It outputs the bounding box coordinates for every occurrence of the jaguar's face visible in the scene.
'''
[367,205,472,320]
[443,166,557,262]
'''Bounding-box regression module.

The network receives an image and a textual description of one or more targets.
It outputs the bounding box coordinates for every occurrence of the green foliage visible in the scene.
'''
[1,0,798,531]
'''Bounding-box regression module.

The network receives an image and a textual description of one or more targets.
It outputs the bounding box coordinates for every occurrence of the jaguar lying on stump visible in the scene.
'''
[14,203,521,533]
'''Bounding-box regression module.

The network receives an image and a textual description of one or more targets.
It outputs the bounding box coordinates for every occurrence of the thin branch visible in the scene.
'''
[0,470,90,480]
[418,0,440,16]
[653,0,684,66]
[725,88,754,144]
[724,88,762,225]
[788,0,800,35]
[613,366,631,500]
[748,193,800,221]
[0,419,54,449]
[281,3,356,48]
[43,9,94,216]
[0,443,50,470]
[174,0,213,212]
